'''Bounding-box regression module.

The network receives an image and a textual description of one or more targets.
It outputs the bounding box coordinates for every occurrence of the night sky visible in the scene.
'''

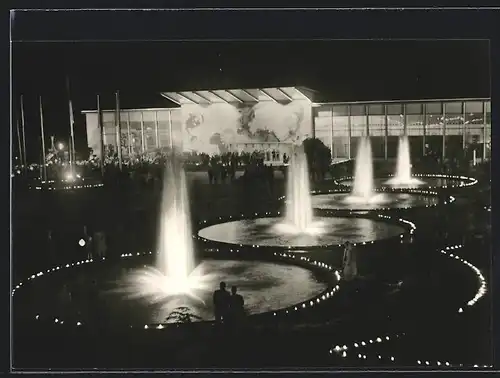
[12,30,490,162]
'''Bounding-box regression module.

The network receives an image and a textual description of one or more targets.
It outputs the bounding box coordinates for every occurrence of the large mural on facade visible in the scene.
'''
[181,101,312,155]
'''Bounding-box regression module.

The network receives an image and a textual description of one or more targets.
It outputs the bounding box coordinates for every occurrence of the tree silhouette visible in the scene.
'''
[302,138,332,181]
[165,306,203,324]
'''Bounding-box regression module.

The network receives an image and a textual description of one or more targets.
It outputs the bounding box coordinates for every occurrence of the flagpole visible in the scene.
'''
[20,95,27,173]
[97,94,105,177]
[66,77,76,169]
[115,90,123,171]
[15,115,23,168]
[68,137,72,166]
[39,96,47,181]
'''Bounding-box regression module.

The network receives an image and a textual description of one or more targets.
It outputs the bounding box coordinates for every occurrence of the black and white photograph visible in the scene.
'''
[10,8,493,372]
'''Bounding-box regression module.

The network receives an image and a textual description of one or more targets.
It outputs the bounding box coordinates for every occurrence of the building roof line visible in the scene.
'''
[315,97,491,106]
[81,107,179,113]
[81,97,491,113]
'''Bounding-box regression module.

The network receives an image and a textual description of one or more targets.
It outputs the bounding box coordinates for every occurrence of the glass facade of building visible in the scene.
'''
[313,99,491,161]
[94,109,183,158]
[86,96,491,162]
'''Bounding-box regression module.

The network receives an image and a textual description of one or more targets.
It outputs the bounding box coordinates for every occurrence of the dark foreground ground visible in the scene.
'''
[11,163,492,370]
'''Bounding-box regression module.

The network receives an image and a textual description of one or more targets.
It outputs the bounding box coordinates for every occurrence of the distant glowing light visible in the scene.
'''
[78,239,86,247]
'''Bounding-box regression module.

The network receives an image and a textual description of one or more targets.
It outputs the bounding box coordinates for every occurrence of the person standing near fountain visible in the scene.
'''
[228,285,245,326]
[213,281,231,324]
[342,241,358,281]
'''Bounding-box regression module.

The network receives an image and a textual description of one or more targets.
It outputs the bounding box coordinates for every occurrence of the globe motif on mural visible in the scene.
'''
[182,102,308,155]
[185,113,206,142]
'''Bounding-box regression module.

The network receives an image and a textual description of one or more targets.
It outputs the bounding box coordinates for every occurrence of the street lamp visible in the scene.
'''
[58,142,65,151]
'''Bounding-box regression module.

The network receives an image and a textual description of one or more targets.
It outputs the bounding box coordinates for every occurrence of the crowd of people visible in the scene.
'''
[13,149,292,189]
[14,143,478,192]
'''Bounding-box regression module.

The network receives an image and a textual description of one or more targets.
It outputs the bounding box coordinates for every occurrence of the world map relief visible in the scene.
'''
[182,101,308,154]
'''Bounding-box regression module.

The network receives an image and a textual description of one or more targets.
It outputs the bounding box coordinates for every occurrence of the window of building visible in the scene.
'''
[350,104,366,116]
[425,103,444,136]
[387,104,403,115]
[350,116,367,137]
[406,114,424,136]
[445,102,462,114]
[157,110,172,149]
[405,103,423,115]
[368,115,385,136]
[332,105,349,116]
[119,121,130,156]
[387,114,404,136]
[368,104,384,115]
[332,116,349,159]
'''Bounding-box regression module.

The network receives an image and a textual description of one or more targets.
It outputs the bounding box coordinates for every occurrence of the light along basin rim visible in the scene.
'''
[13,249,342,329]
[195,211,416,250]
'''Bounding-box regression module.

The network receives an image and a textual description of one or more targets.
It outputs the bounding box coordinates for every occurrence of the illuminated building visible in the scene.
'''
[82,88,490,162]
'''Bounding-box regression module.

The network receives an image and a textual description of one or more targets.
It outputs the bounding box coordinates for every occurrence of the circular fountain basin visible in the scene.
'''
[312,192,439,211]
[198,216,405,248]
[337,175,476,190]
[14,258,327,326]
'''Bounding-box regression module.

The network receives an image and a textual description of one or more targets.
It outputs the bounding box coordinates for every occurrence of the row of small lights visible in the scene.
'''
[12,257,101,327]
[484,206,491,212]
[329,243,489,368]
[280,188,453,212]
[439,244,487,312]
[28,183,104,191]
[336,173,478,189]
[331,332,491,369]
[270,252,342,317]
[142,251,344,329]
[196,211,415,249]
[13,248,342,329]
[330,333,404,359]
[13,250,158,326]
[377,214,417,236]
[330,333,489,368]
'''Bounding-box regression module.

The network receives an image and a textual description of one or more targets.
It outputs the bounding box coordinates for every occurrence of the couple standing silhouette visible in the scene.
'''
[213,281,245,325]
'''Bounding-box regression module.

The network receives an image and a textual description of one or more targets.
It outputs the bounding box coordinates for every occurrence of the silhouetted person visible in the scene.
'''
[213,281,231,323]
[94,230,107,259]
[86,234,94,259]
[229,286,245,326]
[208,168,214,184]
[342,241,358,281]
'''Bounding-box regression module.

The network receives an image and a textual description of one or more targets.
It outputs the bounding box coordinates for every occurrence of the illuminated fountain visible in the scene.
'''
[311,137,439,211]
[120,159,214,304]
[111,157,327,322]
[16,156,333,325]
[284,146,314,231]
[385,136,425,187]
[274,146,325,236]
[14,154,408,327]
[198,145,406,248]
[335,135,472,190]
[344,137,386,205]
[351,137,375,199]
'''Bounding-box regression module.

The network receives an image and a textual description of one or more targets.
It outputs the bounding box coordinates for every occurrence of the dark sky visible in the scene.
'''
[12,40,490,161]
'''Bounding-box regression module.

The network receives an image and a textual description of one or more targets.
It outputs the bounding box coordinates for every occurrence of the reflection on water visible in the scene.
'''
[21,259,327,325]
[312,193,438,211]
[198,216,404,247]
[340,177,467,189]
